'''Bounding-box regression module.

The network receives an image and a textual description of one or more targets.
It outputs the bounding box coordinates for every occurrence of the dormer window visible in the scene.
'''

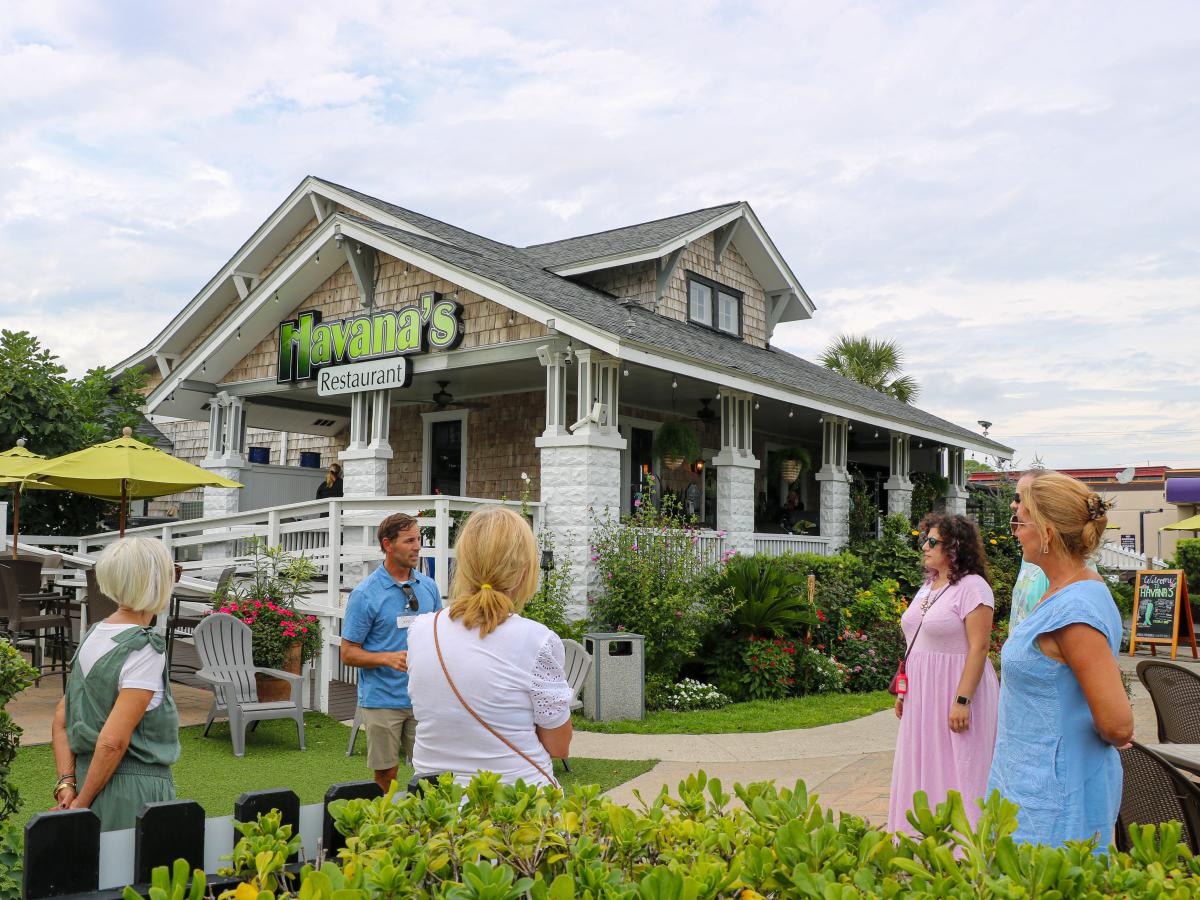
[687,272,742,337]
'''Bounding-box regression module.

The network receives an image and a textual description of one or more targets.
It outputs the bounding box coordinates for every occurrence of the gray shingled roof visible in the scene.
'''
[522,203,742,268]
[346,213,1010,455]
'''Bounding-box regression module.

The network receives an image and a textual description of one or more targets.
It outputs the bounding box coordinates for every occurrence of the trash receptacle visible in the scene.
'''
[582,632,645,721]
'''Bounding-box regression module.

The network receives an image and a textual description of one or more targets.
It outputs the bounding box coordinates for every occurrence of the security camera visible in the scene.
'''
[977,420,992,435]
[569,401,607,433]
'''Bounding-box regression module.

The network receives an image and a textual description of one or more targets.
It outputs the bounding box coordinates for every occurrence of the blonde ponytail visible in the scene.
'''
[448,507,540,637]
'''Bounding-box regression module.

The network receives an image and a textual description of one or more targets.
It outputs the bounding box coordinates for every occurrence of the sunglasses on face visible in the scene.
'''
[1009,516,1032,532]
[918,535,942,549]
[400,583,419,612]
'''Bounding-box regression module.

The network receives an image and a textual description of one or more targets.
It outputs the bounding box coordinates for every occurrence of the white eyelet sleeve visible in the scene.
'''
[531,633,574,728]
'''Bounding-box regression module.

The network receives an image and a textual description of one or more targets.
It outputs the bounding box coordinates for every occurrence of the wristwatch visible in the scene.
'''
[955,695,971,706]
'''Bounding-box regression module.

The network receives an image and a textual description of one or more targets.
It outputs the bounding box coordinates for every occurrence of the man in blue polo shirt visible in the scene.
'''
[341,512,441,791]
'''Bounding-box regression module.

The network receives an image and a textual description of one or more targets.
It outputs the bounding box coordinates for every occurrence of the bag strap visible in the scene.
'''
[899,583,952,671]
[433,609,559,787]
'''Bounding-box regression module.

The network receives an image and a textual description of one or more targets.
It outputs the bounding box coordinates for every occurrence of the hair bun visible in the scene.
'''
[1086,493,1113,521]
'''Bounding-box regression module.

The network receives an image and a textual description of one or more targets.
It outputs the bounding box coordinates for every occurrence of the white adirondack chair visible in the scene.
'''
[559,639,593,772]
[193,612,306,757]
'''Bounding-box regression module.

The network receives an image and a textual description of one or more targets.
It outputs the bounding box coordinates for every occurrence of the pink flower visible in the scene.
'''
[306,615,316,623]
[300,626,307,633]
[633,498,641,508]
[254,601,262,609]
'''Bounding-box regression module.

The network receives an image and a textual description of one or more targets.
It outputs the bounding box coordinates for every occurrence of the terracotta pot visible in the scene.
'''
[255,641,302,702]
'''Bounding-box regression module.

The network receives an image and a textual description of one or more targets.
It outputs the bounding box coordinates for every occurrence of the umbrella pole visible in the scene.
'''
[10,487,18,560]
[119,480,128,537]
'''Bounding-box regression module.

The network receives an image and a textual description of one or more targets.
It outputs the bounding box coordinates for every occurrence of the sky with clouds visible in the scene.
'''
[1,1,1197,469]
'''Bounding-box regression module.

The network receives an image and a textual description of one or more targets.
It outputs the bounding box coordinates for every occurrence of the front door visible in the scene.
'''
[429,419,463,495]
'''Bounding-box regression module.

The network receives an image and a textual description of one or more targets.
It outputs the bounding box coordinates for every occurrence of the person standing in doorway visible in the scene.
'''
[316,463,344,499]
[341,513,441,792]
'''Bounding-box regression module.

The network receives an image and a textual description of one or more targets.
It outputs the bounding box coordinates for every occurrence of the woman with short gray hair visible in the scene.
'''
[50,536,181,830]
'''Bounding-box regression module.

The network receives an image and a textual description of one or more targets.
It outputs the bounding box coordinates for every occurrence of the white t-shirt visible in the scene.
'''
[407,611,573,787]
[77,623,166,711]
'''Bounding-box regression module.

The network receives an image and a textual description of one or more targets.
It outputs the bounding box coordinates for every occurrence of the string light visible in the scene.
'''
[671,378,678,389]
[788,408,794,418]
[874,430,879,438]
[314,254,320,264]
[754,400,759,410]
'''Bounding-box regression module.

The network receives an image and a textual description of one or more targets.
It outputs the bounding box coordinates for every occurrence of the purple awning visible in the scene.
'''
[1166,478,1200,504]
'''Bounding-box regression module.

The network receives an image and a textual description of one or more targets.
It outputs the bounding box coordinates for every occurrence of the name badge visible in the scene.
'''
[396,615,417,630]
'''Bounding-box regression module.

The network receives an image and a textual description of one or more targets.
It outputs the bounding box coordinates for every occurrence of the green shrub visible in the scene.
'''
[849,514,925,599]
[718,554,816,637]
[911,471,949,523]
[1176,537,1200,596]
[0,639,36,820]
[1106,575,1135,619]
[836,624,905,693]
[794,646,848,694]
[590,482,733,679]
[774,550,869,591]
[664,678,730,711]
[0,819,21,899]
[736,636,798,700]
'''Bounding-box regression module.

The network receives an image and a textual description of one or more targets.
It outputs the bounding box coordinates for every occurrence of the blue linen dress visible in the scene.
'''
[986,580,1123,847]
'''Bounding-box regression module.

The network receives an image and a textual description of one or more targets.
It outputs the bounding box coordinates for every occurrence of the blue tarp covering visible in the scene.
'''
[1166,478,1200,504]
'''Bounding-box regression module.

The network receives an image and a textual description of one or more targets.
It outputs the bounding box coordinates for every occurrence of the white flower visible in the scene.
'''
[521,471,530,481]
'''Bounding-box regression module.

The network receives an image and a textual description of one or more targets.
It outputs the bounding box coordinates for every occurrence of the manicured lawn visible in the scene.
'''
[9,713,656,825]
[574,691,894,734]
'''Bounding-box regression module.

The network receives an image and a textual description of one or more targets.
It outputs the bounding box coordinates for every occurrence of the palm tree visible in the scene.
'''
[819,334,920,404]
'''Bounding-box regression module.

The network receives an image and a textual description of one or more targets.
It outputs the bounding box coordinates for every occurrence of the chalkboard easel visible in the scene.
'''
[1129,569,1197,660]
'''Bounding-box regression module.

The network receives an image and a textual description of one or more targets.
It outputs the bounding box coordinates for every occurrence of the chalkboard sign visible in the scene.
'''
[1130,569,1196,660]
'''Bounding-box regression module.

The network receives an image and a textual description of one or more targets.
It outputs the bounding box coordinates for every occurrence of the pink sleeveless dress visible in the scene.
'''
[887,574,999,835]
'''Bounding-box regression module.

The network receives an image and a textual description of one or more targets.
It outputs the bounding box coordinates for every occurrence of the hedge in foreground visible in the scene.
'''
[133,771,1200,898]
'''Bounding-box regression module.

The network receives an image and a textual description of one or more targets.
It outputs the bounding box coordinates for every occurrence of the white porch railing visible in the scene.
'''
[1098,541,1153,572]
[753,533,833,557]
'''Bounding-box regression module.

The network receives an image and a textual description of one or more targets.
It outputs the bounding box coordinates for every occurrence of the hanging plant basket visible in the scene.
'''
[654,421,700,471]
[772,446,813,485]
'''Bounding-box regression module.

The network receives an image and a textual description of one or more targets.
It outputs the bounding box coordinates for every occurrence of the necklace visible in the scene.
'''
[921,580,950,613]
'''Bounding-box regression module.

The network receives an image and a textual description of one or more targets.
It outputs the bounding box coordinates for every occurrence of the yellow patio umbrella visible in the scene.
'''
[0,440,61,559]
[1162,514,1200,532]
[30,427,243,536]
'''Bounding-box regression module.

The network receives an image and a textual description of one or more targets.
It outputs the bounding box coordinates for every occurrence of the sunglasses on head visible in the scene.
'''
[400,583,419,612]
[918,535,942,549]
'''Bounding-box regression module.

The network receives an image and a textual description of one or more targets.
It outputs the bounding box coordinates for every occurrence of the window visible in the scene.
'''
[688,279,712,326]
[686,272,741,336]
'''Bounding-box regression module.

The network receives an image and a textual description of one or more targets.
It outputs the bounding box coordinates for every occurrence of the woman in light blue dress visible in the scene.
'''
[988,471,1133,848]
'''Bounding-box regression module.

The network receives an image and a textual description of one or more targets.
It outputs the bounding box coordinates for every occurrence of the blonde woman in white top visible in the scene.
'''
[407,506,573,788]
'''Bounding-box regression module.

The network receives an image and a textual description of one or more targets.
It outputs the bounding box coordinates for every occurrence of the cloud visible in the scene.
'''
[0,1,1196,469]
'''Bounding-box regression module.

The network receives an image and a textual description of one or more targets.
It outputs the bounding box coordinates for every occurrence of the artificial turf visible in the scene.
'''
[9,713,656,825]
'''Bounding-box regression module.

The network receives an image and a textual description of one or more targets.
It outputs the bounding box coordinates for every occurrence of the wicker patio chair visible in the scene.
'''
[1136,660,1200,743]
[1116,742,1200,854]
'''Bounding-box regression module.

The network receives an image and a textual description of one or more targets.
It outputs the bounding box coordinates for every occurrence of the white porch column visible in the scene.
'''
[202,392,247,518]
[339,389,392,498]
[536,348,625,618]
[944,447,968,515]
[884,431,914,519]
[815,415,851,549]
[712,389,758,556]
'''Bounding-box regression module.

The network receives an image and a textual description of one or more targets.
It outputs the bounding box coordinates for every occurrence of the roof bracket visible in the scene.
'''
[340,228,377,308]
[713,220,739,269]
[766,290,792,334]
[231,270,260,301]
[309,192,329,221]
[655,245,686,311]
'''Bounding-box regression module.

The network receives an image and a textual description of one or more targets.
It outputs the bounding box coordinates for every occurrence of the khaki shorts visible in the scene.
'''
[362,707,417,771]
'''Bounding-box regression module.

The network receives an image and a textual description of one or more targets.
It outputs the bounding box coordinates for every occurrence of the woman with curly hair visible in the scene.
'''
[888,513,999,835]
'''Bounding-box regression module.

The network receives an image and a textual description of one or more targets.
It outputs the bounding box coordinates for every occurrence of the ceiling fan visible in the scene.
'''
[432,381,489,410]
[696,398,716,423]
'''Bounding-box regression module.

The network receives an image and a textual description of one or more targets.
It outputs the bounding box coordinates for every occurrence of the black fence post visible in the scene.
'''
[24,809,100,898]
[234,788,301,862]
[134,800,207,885]
[322,780,383,857]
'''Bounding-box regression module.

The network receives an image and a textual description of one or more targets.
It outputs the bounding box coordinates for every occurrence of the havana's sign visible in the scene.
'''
[277,291,464,384]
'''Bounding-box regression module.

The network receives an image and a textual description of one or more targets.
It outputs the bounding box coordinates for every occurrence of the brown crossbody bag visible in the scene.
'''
[432,609,558,787]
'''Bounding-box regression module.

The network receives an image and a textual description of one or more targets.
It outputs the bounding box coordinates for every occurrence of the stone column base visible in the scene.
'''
[202,465,246,569]
[538,435,625,619]
[816,466,851,550]
[884,475,914,520]
[713,450,759,557]
[338,448,391,498]
[944,485,968,516]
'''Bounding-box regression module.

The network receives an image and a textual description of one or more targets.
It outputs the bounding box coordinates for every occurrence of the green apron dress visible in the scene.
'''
[66,625,181,831]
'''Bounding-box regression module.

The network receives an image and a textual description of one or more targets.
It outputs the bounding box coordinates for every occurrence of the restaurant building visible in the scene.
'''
[115,176,1013,606]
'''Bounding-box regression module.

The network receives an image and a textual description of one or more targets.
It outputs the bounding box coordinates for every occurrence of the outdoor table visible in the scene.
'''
[1144,743,1200,777]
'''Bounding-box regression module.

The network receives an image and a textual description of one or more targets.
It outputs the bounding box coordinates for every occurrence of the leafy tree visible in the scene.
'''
[964,458,995,475]
[819,334,920,403]
[0,330,148,537]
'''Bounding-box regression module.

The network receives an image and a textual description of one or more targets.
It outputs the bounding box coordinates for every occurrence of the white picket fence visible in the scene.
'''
[752,533,833,557]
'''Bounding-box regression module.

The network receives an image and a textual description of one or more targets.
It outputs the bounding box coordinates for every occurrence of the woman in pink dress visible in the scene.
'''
[888,513,999,835]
